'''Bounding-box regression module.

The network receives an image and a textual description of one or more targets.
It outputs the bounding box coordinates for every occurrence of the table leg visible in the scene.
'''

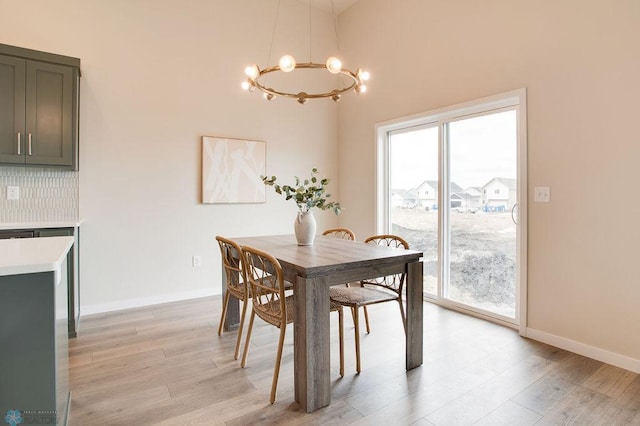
[406,260,424,369]
[221,265,240,331]
[293,275,331,413]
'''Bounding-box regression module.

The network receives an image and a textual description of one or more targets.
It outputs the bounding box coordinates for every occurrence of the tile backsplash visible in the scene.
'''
[0,167,79,222]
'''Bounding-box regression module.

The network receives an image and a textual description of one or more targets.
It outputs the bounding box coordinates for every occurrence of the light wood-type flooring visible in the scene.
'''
[68,296,640,425]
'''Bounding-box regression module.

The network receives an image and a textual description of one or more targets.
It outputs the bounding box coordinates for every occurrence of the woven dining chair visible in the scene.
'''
[328,234,409,373]
[322,227,356,241]
[240,245,345,404]
[322,227,373,334]
[216,236,250,360]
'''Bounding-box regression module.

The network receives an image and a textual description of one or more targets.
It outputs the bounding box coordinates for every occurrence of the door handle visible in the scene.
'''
[511,203,519,225]
[28,133,32,156]
[17,133,21,155]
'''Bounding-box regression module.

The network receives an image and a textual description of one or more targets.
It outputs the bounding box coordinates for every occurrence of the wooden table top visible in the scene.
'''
[231,234,423,279]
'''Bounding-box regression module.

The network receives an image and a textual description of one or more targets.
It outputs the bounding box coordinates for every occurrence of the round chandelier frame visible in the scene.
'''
[244,61,367,104]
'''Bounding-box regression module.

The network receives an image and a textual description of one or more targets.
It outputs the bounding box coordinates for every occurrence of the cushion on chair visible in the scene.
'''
[329,300,343,312]
[254,295,296,327]
[329,286,398,307]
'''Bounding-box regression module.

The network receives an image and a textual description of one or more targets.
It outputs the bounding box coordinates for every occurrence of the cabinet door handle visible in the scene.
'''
[28,133,32,156]
[17,133,21,155]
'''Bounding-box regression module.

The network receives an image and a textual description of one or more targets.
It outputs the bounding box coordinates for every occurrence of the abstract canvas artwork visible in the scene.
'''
[202,136,266,204]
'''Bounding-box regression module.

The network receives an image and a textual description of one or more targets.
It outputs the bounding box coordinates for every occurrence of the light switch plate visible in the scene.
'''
[7,186,19,200]
[534,186,550,203]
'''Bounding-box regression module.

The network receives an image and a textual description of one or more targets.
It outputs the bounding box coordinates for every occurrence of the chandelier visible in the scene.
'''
[241,0,370,104]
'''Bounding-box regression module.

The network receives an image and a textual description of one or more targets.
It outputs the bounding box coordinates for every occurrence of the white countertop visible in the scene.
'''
[0,236,74,277]
[0,220,82,231]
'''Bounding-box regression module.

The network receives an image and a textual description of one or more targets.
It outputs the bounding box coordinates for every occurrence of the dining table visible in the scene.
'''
[222,234,424,413]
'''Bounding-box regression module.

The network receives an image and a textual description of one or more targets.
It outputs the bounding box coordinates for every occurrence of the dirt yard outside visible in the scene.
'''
[391,207,516,318]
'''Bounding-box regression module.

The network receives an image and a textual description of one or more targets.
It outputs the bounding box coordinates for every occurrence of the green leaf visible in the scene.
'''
[261,167,341,213]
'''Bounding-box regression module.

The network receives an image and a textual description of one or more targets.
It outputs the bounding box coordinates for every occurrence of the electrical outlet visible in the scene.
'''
[192,255,202,267]
[534,186,550,203]
[7,186,19,200]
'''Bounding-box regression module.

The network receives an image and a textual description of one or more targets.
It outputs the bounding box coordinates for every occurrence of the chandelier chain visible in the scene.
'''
[308,0,313,63]
[266,0,282,72]
[331,0,340,53]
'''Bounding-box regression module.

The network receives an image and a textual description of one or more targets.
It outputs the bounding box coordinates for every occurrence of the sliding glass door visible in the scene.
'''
[389,126,439,297]
[382,91,526,326]
[446,110,518,319]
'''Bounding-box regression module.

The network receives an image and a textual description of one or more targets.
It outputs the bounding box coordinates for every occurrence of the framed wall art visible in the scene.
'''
[202,136,266,204]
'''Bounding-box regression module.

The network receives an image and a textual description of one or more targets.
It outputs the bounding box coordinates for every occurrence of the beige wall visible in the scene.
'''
[0,0,340,312]
[337,0,640,367]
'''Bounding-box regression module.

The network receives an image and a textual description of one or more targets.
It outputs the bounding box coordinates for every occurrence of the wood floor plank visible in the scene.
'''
[70,348,167,385]
[410,419,434,426]
[66,296,639,425]
[68,351,93,368]
[348,365,497,424]
[76,312,107,328]
[510,367,581,415]
[166,365,255,400]
[583,363,638,398]
[89,327,214,363]
[71,348,216,397]
[68,326,139,353]
[474,400,541,426]
[607,375,640,425]
[424,354,557,425]
[151,391,276,426]
[549,352,605,385]
[535,385,615,425]
[69,385,171,425]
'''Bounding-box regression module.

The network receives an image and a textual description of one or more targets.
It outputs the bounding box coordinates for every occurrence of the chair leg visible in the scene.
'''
[338,309,344,377]
[270,325,287,404]
[217,291,231,336]
[363,306,371,334]
[233,299,249,360]
[353,306,361,374]
[241,310,256,368]
[398,299,407,334]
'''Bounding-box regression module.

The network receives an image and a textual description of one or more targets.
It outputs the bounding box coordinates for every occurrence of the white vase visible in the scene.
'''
[294,210,316,246]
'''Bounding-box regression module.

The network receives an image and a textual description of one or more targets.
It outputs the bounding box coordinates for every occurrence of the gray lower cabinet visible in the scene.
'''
[37,228,81,338]
[0,227,80,337]
[0,43,80,170]
[0,259,70,425]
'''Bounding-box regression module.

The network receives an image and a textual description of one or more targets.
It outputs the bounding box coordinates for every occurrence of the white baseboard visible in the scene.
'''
[81,288,219,316]
[526,327,640,374]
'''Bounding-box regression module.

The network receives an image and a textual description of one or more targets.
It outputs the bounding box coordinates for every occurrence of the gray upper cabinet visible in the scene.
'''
[0,55,26,165]
[0,44,80,170]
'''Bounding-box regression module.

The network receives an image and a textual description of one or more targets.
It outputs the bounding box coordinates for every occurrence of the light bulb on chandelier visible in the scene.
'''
[326,56,342,74]
[278,55,296,73]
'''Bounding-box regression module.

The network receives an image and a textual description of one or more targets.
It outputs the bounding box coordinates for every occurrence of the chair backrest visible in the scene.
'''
[241,245,288,327]
[216,236,246,298]
[322,228,356,241]
[362,234,410,294]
